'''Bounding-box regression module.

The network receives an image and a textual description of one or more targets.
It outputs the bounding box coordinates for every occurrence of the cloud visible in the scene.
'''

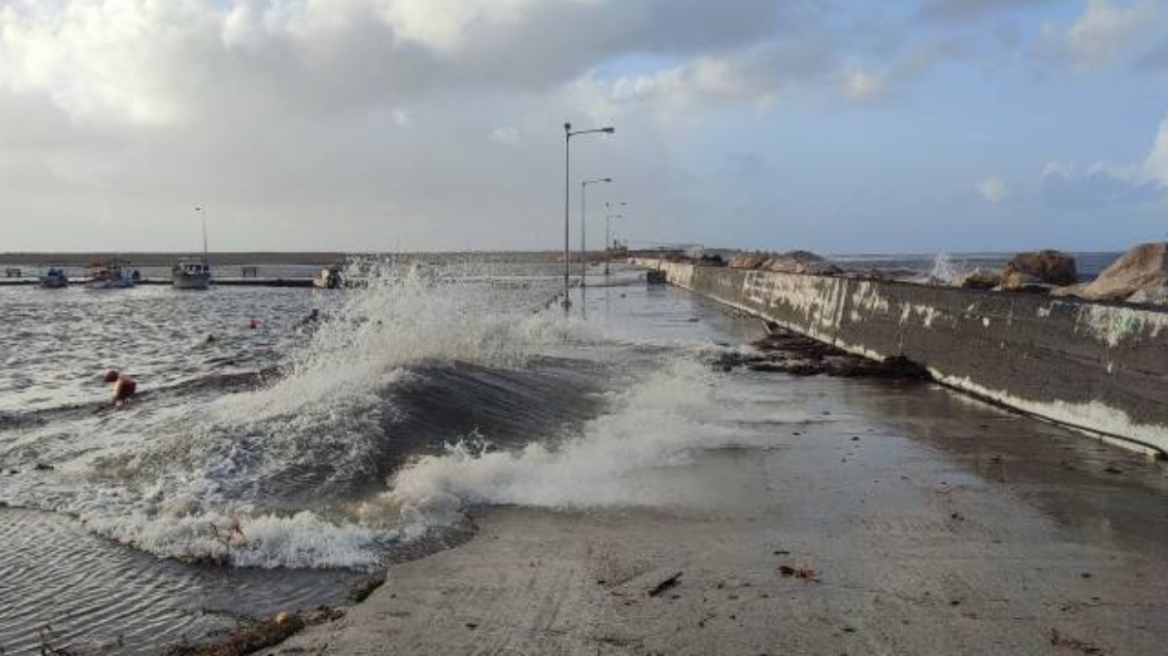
[977,175,1010,203]
[842,66,884,102]
[1142,115,1168,182]
[1032,0,1165,72]
[1066,0,1160,70]
[567,36,840,124]
[1038,116,1168,208]
[0,0,1155,252]
[0,0,797,128]
[490,127,521,145]
[917,0,1060,22]
[1039,162,1162,208]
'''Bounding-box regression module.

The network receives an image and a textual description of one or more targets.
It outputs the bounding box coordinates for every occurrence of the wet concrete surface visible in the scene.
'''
[267,371,1167,655]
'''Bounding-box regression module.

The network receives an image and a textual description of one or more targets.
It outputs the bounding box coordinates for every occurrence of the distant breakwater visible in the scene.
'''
[634,259,1168,457]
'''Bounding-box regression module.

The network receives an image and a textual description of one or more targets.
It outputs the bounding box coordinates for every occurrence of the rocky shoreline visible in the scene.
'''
[671,242,1168,308]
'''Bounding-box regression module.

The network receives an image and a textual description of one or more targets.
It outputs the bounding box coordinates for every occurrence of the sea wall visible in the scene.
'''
[634,259,1168,456]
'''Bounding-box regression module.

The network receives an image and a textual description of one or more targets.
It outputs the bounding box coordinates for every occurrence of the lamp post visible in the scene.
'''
[563,122,614,309]
[580,177,612,287]
[604,201,627,275]
[194,206,207,260]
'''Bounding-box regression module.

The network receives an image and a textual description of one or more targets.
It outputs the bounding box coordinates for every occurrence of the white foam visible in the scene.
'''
[79,508,386,569]
[9,259,603,569]
[382,358,774,522]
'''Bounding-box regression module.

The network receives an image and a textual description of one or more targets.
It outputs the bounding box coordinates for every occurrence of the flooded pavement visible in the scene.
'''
[270,278,1168,656]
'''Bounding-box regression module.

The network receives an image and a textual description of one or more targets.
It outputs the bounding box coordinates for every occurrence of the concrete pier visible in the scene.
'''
[634,259,1168,456]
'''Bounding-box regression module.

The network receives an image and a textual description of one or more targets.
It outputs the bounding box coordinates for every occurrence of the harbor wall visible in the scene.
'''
[634,259,1168,456]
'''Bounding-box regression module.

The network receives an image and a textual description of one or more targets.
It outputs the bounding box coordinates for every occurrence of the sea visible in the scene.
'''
[0,251,1123,653]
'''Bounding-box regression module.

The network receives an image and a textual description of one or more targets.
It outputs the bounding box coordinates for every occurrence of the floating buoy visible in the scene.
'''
[249,318,260,330]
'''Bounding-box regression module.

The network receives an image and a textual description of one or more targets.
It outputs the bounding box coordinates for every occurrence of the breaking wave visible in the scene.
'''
[3,260,603,569]
[379,358,779,524]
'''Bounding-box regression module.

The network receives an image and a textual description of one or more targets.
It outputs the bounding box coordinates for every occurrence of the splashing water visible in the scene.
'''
[4,258,600,569]
[377,358,783,525]
[927,252,963,285]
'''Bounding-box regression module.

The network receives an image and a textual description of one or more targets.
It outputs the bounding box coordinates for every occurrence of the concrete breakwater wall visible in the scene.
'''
[635,259,1168,456]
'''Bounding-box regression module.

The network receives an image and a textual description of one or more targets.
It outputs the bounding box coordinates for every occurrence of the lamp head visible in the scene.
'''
[602,127,615,134]
[602,177,612,183]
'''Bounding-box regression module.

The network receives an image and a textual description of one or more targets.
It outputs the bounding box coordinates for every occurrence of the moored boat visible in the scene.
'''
[85,261,136,289]
[173,205,214,290]
[313,265,344,289]
[172,259,211,290]
[40,266,69,288]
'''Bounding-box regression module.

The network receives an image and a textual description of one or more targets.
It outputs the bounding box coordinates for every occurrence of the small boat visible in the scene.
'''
[86,261,136,289]
[313,265,344,289]
[174,206,213,290]
[172,259,211,290]
[40,266,69,288]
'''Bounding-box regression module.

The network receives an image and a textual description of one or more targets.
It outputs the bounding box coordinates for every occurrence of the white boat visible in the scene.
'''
[172,259,211,290]
[86,261,136,289]
[173,205,212,290]
[313,265,344,289]
[40,266,69,288]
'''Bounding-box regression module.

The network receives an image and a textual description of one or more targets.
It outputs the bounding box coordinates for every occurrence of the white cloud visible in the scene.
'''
[1145,115,1168,182]
[1038,116,1168,208]
[843,66,884,102]
[0,0,1154,251]
[977,174,1009,203]
[1034,0,1165,72]
[917,0,1061,22]
[490,127,521,145]
[1067,0,1160,70]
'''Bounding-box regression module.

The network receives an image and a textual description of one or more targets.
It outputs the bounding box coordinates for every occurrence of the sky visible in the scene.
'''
[0,0,1166,254]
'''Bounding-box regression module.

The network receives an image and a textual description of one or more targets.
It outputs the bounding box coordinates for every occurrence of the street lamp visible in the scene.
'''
[580,176,612,287]
[563,122,614,308]
[194,206,208,260]
[604,201,627,275]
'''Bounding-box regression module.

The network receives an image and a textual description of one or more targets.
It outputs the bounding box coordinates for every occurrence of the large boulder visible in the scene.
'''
[778,250,825,263]
[761,252,840,276]
[1081,242,1168,302]
[1128,286,1168,306]
[798,260,843,276]
[729,253,768,270]
[958,268,1001,290]
[1050,283,1088,299]
[761,257,800,273]
[1002,250,1078,286]
[998,271,1052,294]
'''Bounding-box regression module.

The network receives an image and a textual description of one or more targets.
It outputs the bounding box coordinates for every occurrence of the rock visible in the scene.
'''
[729,253,768,270]
[1003,250,1078,286]
[761,256,840,276]
[958,268,1001,289]
[778,249,825,263]
[1081,242,1168,301]
[1127,285,1168,305]
[731,250,836,274]
[998,271,1052,293]
[1050,283,1088,299]
[760,257,800,273]
[798,261,843,276]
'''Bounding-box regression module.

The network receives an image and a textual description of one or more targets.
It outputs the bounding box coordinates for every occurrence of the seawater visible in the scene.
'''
[832,251,1122,282]
[0,257,766,654]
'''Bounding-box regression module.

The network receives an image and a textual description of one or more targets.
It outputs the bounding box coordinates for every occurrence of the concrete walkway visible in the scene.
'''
[269,378,1168,655]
